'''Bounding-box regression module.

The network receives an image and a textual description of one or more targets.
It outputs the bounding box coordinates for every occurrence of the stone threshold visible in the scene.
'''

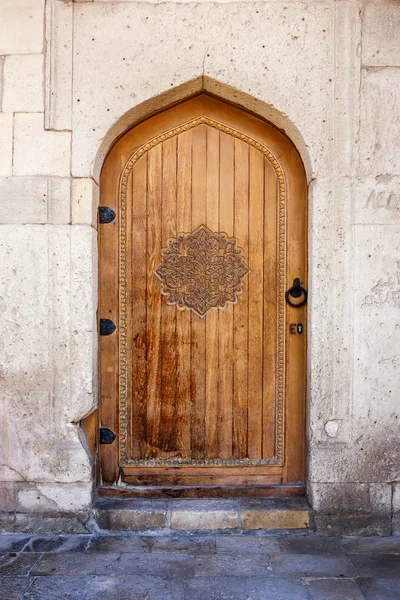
[94,498,311,533]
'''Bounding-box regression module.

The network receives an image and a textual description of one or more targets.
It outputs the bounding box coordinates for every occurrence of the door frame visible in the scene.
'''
[96,93,308,498]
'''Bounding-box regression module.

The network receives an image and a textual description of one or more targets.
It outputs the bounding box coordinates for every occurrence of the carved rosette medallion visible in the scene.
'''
[154,225,250,317]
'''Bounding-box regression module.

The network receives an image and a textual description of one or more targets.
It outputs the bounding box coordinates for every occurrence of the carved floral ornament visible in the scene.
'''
[154,225,250,317]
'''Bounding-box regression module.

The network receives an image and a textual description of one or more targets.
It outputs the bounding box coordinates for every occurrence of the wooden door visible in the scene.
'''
[99,95,307,496]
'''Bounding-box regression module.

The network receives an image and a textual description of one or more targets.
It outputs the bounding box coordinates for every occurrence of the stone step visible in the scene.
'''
[94,498,311,533]
[98,485,305,499]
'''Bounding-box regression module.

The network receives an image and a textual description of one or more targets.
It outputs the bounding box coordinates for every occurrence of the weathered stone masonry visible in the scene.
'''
[0,0,399,534]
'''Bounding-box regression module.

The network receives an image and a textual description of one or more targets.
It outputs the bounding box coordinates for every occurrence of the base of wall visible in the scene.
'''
[1,501,398,536]
[0,511,91,535]
[314,514,394,537]
[94,499,311,533]
[0,499,310,535]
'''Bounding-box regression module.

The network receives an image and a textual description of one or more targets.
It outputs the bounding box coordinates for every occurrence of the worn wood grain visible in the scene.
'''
[98,94,307,492]
[205,126,220,458]
[218,131,235,459]
[145,144,163,459]
[175,130,192,458]
[248,146,265,459]
[233,138,249,459]
[130,155,147,459]
[159,137,177,456]
[262,158,278,459]
[190,124,207,460]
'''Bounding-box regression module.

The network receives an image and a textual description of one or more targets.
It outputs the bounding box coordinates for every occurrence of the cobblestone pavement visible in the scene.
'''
[0,532,399,599]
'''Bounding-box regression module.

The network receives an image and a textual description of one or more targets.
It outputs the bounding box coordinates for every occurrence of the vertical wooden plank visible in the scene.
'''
[191,124,207,459]
[283,145,308,482]
[262,159,278,458]
[205,126,219,458]
[233,139,249,458]
[159,137,177,455]
[247,147,264,458]
[176,130,192,458]
[218,131,234,458]
[145,144,163,459]
[124,171,134,459]
[99,166,119,483]
[131,155,148,459]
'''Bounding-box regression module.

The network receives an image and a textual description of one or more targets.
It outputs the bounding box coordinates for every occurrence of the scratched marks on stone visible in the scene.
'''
[363,261,400,308]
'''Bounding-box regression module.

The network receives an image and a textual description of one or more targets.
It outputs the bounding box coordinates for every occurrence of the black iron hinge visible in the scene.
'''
[99,318,116,336]
[98,206,116,224]
[100,428,116,445]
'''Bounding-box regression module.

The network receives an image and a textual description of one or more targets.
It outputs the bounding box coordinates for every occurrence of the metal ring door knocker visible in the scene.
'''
[285,278,308,308]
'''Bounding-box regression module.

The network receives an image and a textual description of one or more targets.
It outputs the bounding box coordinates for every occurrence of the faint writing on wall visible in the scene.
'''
[363,262,400,307]
[366,190,400,211]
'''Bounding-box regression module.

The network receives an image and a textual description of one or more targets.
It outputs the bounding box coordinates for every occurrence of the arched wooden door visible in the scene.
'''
[99,95,307,496]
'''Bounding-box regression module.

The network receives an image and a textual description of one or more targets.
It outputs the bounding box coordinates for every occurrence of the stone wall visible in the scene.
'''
[0,0,399,534]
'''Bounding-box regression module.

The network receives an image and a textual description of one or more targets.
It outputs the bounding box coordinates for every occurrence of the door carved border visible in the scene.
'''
[118,115,287,467]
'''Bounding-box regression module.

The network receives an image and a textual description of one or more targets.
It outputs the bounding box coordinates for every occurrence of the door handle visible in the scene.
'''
[285,278,308,308]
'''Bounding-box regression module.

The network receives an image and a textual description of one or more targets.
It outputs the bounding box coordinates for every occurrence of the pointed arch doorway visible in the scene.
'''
[99,94,307,497]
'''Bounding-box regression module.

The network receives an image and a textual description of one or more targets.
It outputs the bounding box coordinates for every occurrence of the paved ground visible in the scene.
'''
[0,532,399,599]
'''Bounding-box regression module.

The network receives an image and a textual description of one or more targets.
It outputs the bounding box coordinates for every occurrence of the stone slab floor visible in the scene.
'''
[0,532,400,600]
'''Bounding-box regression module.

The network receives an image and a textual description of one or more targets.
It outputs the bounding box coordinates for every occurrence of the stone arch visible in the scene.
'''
[93,76,312,183]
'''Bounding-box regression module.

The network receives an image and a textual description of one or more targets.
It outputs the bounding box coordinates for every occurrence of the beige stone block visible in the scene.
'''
[69,226,97,423]
[171,501,238,530]
[393,483,400,513]
[13,114,71,176]
[0,0,45,54]
[393,516,400,536]
[307,178,353,444]
[308,223,400,486]
[354,177,400,225]
[45,0,73,130]
[45,225,72,429]
[72,1,334,178]
[72,178,99,226]
[0,177,70,224]
[362,0,400,67]
[47,178,71,224]
[369,484,394,517]
[0,177,47,223]
[315,514,391,537]
[97,508,167,531]
[172,511,238,530]
[3,54,44,113]
[14,513,87,534]
[359,68,400,177]
[0,225,55,483]
[0,466,25,482]
[15,483,92,513]
[0,483,15,511]
[0,113,13,176]
[308,483,392,516]
[242,508,309,530]
[48,425,94,485]
[354,224,400,427]
[333,1,361,177]
[0,224,92,487]
[0,513,15,532]
[0,56,4,107]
